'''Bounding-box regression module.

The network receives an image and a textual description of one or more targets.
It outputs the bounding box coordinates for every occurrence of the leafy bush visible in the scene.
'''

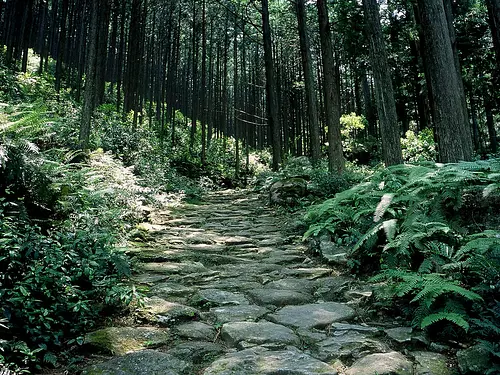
[340,113,380,164]
[401,129,436,163]
[0,105,143,371]
[0,204,133,371]
[304,159,500,367]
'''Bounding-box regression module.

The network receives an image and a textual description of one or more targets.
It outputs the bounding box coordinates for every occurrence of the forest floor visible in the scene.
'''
[76,189,452,375]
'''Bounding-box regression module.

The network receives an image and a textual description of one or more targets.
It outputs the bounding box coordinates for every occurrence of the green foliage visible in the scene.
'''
[305,159,500,363]
[0,203,132,371]
[254,156,366,203]
[0,100,143,371]
[400,129,436,163]
[339,113,380,164]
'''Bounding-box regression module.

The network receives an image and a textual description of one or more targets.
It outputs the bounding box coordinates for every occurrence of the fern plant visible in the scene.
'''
[371,269,482,331]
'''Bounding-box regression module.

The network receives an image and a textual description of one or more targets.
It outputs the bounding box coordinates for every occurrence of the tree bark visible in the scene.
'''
[317,0,345,173]
[296,0,321,165]
[417,0,473,162]
[261,0,282,170]
[362,0,403,166]
[79,0,99,149]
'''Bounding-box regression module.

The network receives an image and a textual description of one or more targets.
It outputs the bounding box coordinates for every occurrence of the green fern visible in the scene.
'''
[421,312,470,331]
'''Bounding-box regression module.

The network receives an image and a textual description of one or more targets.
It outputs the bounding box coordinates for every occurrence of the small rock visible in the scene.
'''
[385,327,413,343]
[167,341,225,364]
[138,297,199,326]
[268,302,356,329]
[84,327,170,355]
[316,331,390,362]
[176,321,216,341]
[247,288,313,307]
[209,305,269,324]
[265,277,315,293]
[346,351,413,375]
[221,321,300,348]
[314,276,355,301]
[140,261,207,275]
[319,236,348,265]
[81,350,190,375]
[202,346,338,375]
[412,351,452,375]
[148,281,196,298]
[269,177,308,206]
[457,344,491,374]
[330,323,379,333]
[191,289,249,307]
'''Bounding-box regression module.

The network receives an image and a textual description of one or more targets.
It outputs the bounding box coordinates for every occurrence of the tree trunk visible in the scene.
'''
[363,0,403,166]
[296,0,321,165]
[317,0,345,173]
[261,0,281,170]
[485,93,498,153]
[200,0,207,165]
[79,0,99,149]
[417,0,473,162]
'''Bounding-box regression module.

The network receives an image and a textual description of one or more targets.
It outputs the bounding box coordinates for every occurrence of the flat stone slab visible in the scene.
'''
[132,274,169,284]
[175,321,216,341]
[315,331,389,362]
[148,281,196,298]
[221,321,300,348]
[385,327,412,343]
[138,297,199,326]
[81,350,190,375]
[412,351,452,375]
[331,323,379,333]
[84,327,170,355]
[202,346,338,375]
[140,261,207,274]
[268,302,356,329]
[346,352,413,375]
[247,288,313,307]
[209,305,269,324]
[265,278,315,293]
[191,289,249,307]
[167,341,225,364]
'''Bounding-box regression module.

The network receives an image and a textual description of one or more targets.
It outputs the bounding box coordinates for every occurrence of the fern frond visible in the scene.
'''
[351,222,383,253]
[411,277,482,305]
[421,312,469,331]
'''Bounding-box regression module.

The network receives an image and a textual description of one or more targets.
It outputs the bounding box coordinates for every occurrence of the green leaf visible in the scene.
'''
[421,312,469,331]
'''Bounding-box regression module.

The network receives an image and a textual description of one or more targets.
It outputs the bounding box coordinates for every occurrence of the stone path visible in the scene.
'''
[81,190,451,375]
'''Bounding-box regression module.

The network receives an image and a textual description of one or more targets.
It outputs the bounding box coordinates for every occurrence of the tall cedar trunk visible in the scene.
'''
[296,0,320,165]
[362,71,377,136]
[21,0,34,73]
[417,0,473,162]
[317,0,345,173]
[363,0,403,166]
[75,0,88,101]
[234,21,240,179]
[95,0,111,106]
[200,0,207,165]
[55,0,69,93]
[116,0,126,110]
[486,0,500,108]
[79,0,99,149]
[189,0,198,153]
[261,0,282,170]
[37,0,47,73]
[470,92,480,151]
[485,94,498,153]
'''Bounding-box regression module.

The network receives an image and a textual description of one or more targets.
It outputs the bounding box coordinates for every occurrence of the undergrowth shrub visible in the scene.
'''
[400,129,436,163]
[304,159,500,368]
[1,103,142,371]
[0,203,133,371]
[254,156,367,202]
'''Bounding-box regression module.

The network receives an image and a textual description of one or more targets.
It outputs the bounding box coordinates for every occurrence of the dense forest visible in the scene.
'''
[0,0,499,373]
